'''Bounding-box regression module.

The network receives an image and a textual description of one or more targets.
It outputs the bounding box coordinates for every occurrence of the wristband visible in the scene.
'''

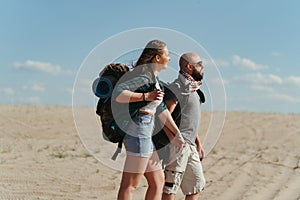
[143,93,146,101]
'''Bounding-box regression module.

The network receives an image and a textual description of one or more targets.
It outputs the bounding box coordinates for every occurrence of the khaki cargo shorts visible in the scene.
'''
[163,144,206,195]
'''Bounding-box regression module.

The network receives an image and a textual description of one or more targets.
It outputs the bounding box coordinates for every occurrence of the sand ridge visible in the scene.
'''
[0,105,299,199]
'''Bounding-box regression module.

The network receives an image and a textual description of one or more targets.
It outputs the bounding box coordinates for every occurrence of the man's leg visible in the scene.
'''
[185,193,200,200]
[162,192,176,200]
[162,145,189,200]
[181,146,205,200]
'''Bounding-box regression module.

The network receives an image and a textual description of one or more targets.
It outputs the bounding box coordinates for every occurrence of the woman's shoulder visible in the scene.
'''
[127,73,151,86]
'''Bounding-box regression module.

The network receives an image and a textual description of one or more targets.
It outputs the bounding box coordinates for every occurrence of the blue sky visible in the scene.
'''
[1,0,299,113]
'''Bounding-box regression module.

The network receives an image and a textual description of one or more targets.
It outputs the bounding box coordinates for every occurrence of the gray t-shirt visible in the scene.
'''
[178,92,201,145]
[165,80,201,145]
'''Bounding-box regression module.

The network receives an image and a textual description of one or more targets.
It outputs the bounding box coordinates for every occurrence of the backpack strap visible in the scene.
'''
[197,89,205,103]
[167,79,189,126]
[168,79,205,126]
[111,141,122,160]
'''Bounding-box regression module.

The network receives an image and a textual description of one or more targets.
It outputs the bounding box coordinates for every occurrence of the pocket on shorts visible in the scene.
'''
[164,169,176,184]
[164,169,183,188]
[136,113,153,125]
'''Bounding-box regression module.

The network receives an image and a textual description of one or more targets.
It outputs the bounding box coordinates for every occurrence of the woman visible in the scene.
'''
[113,40,185,200]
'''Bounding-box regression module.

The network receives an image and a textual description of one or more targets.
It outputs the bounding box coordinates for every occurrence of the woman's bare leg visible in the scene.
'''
[144,152,164,200]
[117,155,149,200]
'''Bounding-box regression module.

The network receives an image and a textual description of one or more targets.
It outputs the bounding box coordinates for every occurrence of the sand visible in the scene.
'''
[0,105,299,200]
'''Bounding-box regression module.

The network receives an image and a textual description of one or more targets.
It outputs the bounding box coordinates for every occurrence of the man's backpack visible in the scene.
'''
[92,63,130,159]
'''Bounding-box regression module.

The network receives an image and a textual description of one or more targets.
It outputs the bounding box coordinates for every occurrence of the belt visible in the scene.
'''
[139,109,154,115]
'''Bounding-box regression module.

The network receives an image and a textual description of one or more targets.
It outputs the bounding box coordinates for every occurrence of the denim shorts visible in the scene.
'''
[123,112,155,157]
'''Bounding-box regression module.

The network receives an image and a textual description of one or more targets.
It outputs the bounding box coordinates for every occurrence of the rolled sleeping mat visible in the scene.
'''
[92,75,117,98]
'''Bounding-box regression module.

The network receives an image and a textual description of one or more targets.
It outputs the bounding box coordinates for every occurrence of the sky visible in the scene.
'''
[1,0,299,113]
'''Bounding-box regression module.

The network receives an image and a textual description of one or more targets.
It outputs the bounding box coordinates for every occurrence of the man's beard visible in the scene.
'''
[192,71,204,81]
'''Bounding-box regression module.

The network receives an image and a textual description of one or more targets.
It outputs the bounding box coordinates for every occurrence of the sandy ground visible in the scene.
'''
[0,105,300,200]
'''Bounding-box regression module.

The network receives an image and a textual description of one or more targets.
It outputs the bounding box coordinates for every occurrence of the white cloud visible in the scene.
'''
[250,85,274,92]
[209,77,229,87]
[232,55,268,70]
[232,73,300,103]
[204,58,230,68]
[73,79,94,95]
[23,96,41,104]
[271,51,282,57]
[3,87,15,95]
[13,60,73,75]
[286,76,300,87]
[268,74,283,84]
[57,87,73,96]
[234,72,282,85]
[267,93,299,103]
[22,82,45,92]
[62,69,74,75]
[65,88,73,95]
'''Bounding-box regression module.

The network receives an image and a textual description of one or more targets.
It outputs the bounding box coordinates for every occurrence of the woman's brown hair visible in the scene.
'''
[132,40,166,80]
[134,39,167,67]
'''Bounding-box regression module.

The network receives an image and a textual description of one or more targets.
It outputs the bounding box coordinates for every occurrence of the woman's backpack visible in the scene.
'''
[93,63,130,159]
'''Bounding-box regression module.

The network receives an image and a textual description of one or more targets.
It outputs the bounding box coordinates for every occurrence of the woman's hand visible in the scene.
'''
[144,89,164,101]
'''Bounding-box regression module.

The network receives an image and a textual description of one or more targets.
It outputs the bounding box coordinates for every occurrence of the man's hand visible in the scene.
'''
[196,135,205,161]
[171,133,186,153]
[198,146,205,161]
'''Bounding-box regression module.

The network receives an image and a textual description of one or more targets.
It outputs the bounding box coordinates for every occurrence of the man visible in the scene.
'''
[162,52,206,200]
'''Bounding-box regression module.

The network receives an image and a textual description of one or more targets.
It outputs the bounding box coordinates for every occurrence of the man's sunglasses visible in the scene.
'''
[190,61,203,67]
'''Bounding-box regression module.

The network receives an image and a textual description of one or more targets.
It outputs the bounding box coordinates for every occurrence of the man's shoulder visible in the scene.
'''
[163,79,181,102]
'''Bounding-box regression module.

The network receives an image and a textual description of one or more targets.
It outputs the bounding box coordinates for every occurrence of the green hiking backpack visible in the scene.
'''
[92,63,130,159]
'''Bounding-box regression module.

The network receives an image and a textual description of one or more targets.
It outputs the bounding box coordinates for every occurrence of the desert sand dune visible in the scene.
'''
[0,105,299,199]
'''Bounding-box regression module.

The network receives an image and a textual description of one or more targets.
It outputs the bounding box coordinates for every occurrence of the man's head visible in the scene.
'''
[179,52,204,81]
